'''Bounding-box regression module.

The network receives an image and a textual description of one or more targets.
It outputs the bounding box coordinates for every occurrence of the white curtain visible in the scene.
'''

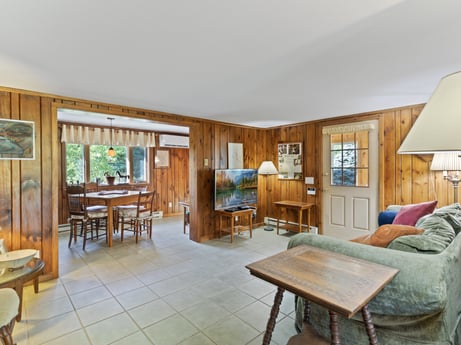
[322,123,375,135]
[61,124,156,147]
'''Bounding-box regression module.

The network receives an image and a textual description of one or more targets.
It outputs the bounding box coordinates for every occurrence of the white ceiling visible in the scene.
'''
[2,0,461,131]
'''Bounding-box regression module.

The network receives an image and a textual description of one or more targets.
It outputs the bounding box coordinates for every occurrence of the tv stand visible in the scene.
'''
[215,208,254,243]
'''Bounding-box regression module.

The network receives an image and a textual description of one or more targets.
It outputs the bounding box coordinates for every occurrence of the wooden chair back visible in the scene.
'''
[136,191,154,217]
[66,184,87,217]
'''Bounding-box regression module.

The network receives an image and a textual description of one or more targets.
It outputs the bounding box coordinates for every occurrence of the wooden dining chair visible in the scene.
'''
[117,191,155,243]
[66,184,108,250]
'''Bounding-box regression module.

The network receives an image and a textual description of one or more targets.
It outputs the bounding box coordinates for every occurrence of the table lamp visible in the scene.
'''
[258,161,278,231]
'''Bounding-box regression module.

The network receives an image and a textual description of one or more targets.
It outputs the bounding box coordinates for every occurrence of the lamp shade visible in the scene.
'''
[258,161,278,175]
[398,71,461,154]
[430,151,461,171]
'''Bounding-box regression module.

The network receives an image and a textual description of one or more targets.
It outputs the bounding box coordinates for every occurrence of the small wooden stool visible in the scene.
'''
[0,288,20,345]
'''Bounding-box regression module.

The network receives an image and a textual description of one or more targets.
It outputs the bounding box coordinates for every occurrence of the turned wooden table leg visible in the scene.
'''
[263,287,285,345]
[303,299,311,324]
[362,304,378,345]
[329,311,341,345]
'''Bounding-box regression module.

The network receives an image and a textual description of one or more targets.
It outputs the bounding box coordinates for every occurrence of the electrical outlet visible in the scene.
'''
[168,202,172,208]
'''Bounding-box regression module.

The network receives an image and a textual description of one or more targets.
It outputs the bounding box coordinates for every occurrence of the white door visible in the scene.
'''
[322,120,379,239]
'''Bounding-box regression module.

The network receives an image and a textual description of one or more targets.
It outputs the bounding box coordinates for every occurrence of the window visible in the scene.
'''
[330,131,369,187]
[89,145,127,182]
[65,144,147,184]
[132,147,147,182]
[65,143,84,184]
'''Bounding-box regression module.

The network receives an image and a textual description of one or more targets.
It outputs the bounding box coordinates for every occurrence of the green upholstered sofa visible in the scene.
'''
[288,203,461,345]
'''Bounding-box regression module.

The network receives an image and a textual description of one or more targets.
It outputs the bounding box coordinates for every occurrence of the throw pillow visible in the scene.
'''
[392,200,438,226]
[378,210,399,226]
[351,224,424,247]
[388,215,455,253]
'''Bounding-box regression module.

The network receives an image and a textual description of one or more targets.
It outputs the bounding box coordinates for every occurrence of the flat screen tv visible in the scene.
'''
[214,169,258,210]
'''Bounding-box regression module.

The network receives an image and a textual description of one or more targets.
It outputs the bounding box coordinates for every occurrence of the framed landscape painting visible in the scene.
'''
[0,119,35,160]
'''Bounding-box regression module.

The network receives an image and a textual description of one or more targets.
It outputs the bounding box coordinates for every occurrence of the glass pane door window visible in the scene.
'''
[330,131,369,187]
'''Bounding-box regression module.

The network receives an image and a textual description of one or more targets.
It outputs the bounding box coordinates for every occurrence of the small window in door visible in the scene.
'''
[330,131,369,187]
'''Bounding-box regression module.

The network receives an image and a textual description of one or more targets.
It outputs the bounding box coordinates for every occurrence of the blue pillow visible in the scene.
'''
[378,210,398,226]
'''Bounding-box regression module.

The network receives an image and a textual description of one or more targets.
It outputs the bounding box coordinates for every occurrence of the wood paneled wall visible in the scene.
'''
[0,91,59,279]
[152,147,190,214]
[0,85,449,281]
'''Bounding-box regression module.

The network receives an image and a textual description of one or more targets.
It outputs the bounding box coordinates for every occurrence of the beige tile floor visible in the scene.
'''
[13,216,299,345]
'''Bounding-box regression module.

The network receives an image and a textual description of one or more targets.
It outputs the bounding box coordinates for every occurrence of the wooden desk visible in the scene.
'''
[0,258,45,321]
[215,208,254,243]
[246,245,399,345]
[86,190,148,247]
[179,201,190,234]
[273,200,315,234]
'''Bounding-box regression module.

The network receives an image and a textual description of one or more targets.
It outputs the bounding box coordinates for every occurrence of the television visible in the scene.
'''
[214,169,258,211]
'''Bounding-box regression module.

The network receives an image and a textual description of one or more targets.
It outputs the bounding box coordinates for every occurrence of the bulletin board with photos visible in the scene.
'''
[277,142,303,180]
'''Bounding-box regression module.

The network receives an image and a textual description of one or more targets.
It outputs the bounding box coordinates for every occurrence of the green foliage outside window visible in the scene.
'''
[66,144,146,183]
[66,144,84,184]
[89,145,127,181]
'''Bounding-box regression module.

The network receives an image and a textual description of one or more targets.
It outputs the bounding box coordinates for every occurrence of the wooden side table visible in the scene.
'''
[215,208,254,243]
[246,245,399,345]
[0,258,45,321]
[273,200,315,234]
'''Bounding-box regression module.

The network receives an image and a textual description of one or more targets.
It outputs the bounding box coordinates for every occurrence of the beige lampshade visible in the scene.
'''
[398,71,461,154]
[258,161,278,175]
[430,151,461,171]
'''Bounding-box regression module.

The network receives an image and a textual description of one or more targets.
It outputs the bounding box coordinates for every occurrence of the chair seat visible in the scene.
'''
[118,205,146,218]
[86,205,108,212]
[87,205,108,219]
[87,210,108,219]
[69,214,85,221]
[0,289,19,327]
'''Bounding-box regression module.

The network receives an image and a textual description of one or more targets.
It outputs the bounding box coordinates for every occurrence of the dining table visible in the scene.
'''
[86,190,148,247]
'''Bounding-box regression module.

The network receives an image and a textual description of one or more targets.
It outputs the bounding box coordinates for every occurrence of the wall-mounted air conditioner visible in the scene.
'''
[158,134,189,148]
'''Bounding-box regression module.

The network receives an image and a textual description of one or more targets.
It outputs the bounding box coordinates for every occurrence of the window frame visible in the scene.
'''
[65,143,149,184]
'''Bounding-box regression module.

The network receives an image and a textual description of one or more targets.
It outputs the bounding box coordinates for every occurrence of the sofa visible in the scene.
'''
[288,202,461,345]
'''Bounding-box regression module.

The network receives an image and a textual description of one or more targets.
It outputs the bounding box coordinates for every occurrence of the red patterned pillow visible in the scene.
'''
[351,224,424,247]
[392,200,437,226]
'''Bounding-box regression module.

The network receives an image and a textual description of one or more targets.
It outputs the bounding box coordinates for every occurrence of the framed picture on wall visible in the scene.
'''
[155,149,169,168]
[228,143,243,169]
[0,119,35,160]
[278,142,303,180]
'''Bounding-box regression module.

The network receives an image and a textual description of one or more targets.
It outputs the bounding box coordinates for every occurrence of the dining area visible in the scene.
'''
[66,183,156,249]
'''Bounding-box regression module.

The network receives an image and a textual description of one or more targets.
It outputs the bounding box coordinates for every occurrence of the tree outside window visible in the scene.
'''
[66,144,147,183]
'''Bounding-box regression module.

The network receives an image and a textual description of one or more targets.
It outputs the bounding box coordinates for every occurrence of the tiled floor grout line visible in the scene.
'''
[16,216,297,345]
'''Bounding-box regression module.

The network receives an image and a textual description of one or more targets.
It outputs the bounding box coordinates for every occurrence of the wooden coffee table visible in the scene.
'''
[246,245,399,345]
[0,258,45,321]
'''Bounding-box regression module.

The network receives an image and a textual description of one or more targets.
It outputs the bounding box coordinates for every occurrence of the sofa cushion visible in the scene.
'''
[378,210,399,226]
[417,202,461,235]
[392,200,438,226]
[388,215,456,253]
[351,224,424,247]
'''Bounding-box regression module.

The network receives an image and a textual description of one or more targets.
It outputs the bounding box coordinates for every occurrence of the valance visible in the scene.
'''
[61,124,156,147]
[322,123,375,135]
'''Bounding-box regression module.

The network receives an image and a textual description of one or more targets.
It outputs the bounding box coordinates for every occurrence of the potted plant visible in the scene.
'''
[104,172,116,185]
